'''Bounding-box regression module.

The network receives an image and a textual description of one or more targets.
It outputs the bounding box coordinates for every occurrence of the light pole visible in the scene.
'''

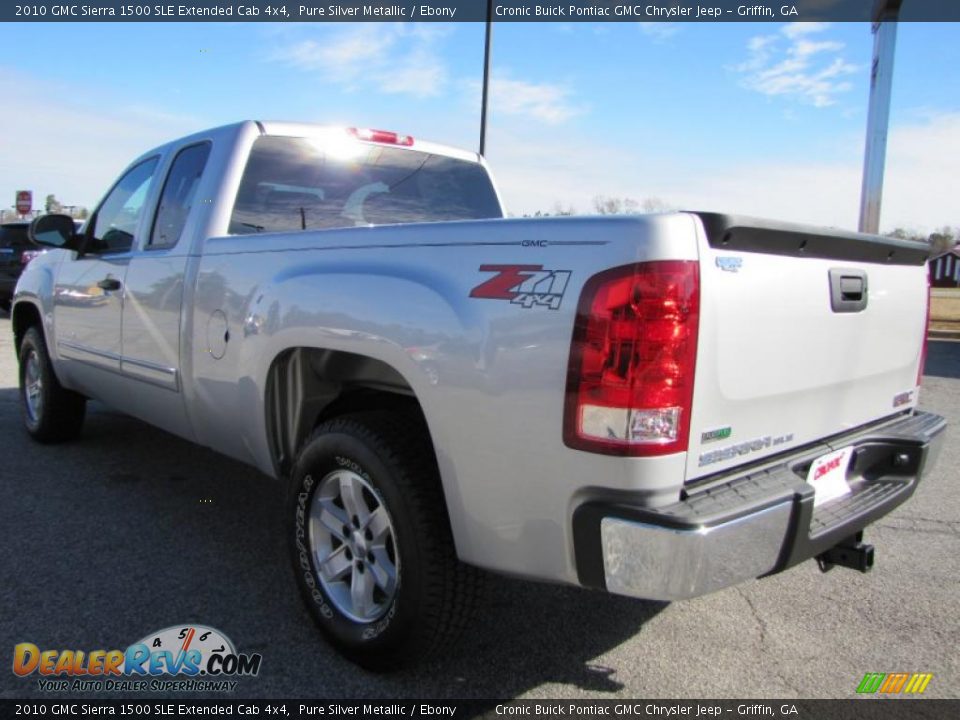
[479,0,493,157]
[858,0,903,234]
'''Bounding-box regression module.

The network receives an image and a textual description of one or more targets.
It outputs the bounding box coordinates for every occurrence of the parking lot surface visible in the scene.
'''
[1,314,957,700]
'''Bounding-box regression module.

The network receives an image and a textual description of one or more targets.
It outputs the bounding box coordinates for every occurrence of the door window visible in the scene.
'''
[150,142,212,248]
[87,157,159,254]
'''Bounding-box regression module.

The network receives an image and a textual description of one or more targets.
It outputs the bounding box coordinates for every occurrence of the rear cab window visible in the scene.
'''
[229,135,502,235]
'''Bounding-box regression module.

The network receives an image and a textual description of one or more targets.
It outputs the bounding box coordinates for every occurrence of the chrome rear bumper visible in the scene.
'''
[573,410,946,601]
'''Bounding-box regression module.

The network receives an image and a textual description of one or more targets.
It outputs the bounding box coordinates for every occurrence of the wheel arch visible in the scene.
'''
[265,346,435,479]
[11,300,44,355]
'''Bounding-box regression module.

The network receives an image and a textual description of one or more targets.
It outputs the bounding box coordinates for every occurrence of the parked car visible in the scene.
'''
[0,219,82,312]
[1,221,36,312]
[11,121,945,669]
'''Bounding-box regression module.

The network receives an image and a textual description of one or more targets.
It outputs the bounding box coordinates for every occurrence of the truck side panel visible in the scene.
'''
[187,215,701,583]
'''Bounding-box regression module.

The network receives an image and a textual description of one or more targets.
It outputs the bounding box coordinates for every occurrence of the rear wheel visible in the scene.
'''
[289,411,481,670]
[18,326,86,442]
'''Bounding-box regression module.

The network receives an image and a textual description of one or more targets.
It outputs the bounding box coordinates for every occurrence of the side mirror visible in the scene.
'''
[28,214,81,251]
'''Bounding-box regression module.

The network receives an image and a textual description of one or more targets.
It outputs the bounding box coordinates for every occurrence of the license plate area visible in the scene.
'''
[806,446,854,507]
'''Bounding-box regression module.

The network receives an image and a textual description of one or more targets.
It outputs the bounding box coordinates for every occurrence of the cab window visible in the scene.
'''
[229,135,502,235]
[87,157,159,254]
[150,142,211,248]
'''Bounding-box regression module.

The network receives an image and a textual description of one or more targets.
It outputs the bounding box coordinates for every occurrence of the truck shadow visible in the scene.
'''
[0,389,665,701]
[924,340,960,380]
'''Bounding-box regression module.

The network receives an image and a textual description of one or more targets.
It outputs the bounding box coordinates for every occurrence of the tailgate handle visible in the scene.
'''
[829,268,868,313]
[840,276,863,301]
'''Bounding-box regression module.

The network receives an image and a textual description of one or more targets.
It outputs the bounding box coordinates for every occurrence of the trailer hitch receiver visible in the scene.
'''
[817,532,875,573]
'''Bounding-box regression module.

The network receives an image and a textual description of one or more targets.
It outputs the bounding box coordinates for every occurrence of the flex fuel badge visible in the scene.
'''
[701,426,732,444]
[12,625,261,693]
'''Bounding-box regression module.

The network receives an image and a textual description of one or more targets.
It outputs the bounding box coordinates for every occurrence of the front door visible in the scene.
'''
[54,157,159,384]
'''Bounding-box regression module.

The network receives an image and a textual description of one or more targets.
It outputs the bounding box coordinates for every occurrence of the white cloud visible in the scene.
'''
[270,24,448,99]
[882,111,960,232]
[489,112,959,234]
[464,73,586,125]
[638,23,681,42]
[781,21,831,39]
[273,25,583,125]
[381,47,447,97]
[0,68,203,212]
[733,23,860,107]
[491,77,585,124]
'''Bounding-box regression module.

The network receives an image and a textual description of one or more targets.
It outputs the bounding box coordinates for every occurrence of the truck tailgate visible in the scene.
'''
[685,213,930,483]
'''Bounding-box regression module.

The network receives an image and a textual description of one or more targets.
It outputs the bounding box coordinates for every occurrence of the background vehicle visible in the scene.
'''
[10,121,944,669]
[0,221,38,313]
[0,219,80,313]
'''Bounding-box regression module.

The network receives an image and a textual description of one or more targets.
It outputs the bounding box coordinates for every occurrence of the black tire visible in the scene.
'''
[289,411,481,670]
[18,326,86,442]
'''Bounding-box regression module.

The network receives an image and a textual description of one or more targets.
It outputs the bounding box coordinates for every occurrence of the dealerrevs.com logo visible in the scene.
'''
[13,625,262,693]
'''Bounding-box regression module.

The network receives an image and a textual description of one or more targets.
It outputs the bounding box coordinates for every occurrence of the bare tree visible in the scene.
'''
[593,195,625,215]
[593,195,673,215]
[642,197,673,213]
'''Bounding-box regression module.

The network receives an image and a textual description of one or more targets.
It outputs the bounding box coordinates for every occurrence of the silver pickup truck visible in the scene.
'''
[12,121,945,669]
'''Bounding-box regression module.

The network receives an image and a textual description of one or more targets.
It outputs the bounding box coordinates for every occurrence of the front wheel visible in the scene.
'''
[18,326,86,442]
[289,411,481,670]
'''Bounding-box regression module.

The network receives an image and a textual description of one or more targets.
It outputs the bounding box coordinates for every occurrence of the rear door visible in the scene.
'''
[121,141,211,392]
[686,214,930,482]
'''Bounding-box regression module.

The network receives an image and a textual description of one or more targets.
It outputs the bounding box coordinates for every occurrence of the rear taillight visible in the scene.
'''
[917,277,931,385]
[347,127,414,146]
[564,261,700,456]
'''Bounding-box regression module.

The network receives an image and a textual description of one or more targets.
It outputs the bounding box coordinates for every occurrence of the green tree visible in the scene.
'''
[886,226,958,256]
[885,227,924,242]
[927,226,958,256]
[45,194,62,214]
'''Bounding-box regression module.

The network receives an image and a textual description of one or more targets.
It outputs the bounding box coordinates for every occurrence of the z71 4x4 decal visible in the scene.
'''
[470,264,572,310]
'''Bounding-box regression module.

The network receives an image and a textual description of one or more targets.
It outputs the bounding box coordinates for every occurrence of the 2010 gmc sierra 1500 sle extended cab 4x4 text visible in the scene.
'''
[11,121,945,669]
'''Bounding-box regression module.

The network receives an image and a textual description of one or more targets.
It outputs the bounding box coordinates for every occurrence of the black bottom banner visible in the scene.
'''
[0,700,956,720]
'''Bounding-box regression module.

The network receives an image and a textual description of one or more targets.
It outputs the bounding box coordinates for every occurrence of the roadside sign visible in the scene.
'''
[15,190,32,215]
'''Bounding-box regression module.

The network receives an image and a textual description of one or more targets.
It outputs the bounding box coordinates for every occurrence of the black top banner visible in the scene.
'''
[3,0,960,23]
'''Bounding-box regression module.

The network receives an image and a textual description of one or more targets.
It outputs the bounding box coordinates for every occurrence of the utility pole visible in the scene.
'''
[479,0,493,157]
[858,0,902,234]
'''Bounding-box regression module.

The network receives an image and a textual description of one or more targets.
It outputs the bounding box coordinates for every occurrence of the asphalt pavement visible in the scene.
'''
[0,314,957,700]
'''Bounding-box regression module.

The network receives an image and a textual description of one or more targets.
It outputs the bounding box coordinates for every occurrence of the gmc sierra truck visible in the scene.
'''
[12,121,945,669]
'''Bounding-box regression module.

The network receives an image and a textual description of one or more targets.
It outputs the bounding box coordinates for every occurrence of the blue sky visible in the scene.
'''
[0,20,957,232]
